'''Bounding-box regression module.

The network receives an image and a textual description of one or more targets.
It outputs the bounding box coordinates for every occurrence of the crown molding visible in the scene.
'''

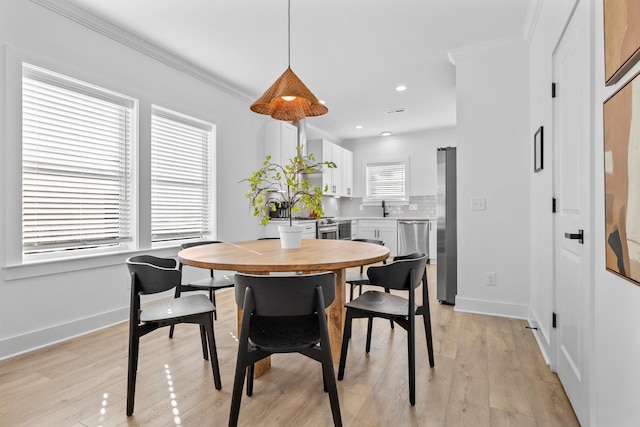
[30,0,254,103]
[448,36,527,65]
[522,0,543,44]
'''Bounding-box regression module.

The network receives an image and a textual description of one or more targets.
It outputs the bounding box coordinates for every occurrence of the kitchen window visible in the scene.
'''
[151,106,214,243]
[21,63,135,258]
[365,160,409,202]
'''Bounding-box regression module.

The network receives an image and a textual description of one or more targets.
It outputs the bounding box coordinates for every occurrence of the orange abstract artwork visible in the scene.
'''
[604,0,640,85]
[604,71,640,285]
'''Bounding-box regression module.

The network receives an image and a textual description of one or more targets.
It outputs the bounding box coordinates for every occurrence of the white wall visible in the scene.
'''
[342,127,457,197]
[592,0,640,424]
[450,40,531,318]
[529,0,640,424]
[0,0,265,358]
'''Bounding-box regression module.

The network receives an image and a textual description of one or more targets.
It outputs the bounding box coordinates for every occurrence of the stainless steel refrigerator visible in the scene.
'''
[437,147,457,305]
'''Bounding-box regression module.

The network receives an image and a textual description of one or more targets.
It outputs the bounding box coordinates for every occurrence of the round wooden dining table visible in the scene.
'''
[178,238,390,375]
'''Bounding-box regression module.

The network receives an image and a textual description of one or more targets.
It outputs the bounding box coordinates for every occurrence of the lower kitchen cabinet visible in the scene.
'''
[356,219,397,256]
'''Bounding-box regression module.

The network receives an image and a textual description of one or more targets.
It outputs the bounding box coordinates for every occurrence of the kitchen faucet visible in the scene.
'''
[382,200,388,217]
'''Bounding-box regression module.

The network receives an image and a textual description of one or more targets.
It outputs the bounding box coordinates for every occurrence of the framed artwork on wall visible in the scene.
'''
[534,126,543,172]
[603,70,640,286]
[604,0,640,85]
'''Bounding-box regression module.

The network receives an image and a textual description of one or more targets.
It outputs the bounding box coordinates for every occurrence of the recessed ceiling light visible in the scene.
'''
[381,131,392,136]
[396,85,407,92]
[355,125,363,129]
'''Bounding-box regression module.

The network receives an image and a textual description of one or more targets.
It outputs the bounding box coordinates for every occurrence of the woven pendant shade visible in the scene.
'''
[250,67,328,121]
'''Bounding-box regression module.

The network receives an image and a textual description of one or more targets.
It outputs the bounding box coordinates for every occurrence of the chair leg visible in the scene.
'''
[246,364,254,396]
[338,311,353,380]
[229,357,247,427]
[321,341,343,427]
[204,315,221,390]
[385,288,394,329]
[210,289,217,321]
[349,284,354,301]
[408,318,416,406]
[200,325,209,360]
[169,287,182,339]
[365,317,374,353]
[422,313,435,367]
[126,334,139,416]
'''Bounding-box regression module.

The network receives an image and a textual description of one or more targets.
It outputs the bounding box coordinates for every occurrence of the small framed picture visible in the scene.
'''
[534,126,543,172]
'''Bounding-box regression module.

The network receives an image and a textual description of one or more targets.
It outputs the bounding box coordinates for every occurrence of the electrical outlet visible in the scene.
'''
[409,204,418,211]
[471,197,486,211]
[486,272,496,286]
[359,204,364,211]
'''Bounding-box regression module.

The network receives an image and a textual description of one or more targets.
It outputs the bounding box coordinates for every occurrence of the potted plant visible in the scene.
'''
[244,146,335,248]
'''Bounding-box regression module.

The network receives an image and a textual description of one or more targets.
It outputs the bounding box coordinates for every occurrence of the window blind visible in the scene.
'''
[366,161,406,200]
[151,108,212,242]
[22,64,133,254]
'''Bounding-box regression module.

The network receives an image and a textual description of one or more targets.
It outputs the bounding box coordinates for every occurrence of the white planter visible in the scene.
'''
[278,225,304,249]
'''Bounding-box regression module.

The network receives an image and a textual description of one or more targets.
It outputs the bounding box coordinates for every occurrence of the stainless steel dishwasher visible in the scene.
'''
[397,220,429,259]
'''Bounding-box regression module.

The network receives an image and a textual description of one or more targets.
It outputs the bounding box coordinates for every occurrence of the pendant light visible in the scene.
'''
[250,0,328,121]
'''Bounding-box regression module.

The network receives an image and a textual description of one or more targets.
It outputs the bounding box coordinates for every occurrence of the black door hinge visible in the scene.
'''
[552,82,557,98]
[552,312,557,328]
[552,197,557,213]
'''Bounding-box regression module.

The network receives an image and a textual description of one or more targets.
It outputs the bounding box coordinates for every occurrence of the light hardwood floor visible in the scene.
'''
[0,265,579,426]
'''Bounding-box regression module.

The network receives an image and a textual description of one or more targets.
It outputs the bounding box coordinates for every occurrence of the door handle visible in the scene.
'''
[564,229,584,244]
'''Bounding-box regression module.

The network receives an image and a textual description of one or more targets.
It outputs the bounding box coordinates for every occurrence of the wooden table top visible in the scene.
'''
[178,239,390,273]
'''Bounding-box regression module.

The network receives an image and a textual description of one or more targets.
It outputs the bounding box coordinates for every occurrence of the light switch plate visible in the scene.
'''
[409,204,418,211]
[471,197,486,211]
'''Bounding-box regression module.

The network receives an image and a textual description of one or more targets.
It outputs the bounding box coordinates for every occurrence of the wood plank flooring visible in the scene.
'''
[0,265,580,426]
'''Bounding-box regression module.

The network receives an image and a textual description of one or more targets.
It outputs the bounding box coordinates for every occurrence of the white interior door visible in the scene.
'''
[552,2,591,425]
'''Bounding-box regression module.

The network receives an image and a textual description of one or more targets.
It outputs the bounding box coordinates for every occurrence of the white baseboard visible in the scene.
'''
[528,306,553,366]
[0,307,128,361]
[454,296,529,319]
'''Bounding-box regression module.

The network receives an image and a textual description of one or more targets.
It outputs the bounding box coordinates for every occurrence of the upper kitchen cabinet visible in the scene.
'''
[308,138,353,197]
[343,149,353,197]
[262,121,298,167]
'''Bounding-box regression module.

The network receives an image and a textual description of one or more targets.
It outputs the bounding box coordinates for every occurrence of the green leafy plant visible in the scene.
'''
[244,146,336,226]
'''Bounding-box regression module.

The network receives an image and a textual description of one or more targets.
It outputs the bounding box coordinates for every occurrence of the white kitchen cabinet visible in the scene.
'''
[343,148,353,197]
[428,220,437,263]
[263,121,298,167]
[307,138,353,197]
[357,219,397,256]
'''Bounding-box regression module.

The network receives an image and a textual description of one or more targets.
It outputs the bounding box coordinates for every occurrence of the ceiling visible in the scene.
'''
[65,0,531,141]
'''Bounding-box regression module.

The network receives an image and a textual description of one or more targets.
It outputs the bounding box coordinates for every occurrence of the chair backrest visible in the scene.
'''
[126,255,181,295]
[180,240,224,250]
[352,238,385,246]
[234,272,336,317]
[367,253,427,291]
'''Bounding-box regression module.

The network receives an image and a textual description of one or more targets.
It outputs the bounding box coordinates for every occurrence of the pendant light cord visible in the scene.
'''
[287,0,291,68]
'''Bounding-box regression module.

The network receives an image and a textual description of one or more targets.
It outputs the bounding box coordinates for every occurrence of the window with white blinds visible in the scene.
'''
[365,161,407,201]
[22,63,134,255]
[151,107,212,243]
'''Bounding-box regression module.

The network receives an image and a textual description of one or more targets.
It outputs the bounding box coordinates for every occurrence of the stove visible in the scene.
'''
[316,217,338,239]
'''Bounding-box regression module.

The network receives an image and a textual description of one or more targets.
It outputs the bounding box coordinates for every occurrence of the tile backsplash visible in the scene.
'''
[338,195,437,219]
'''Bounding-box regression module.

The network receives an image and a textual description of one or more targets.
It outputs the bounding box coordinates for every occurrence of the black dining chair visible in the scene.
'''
[345,238,387,300]
[337,253,433,406]
[169,241,235,341]
[229,272,342,427]
[125,255,222,416]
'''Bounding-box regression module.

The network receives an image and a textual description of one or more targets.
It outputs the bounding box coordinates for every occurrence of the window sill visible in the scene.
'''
[3,246,180,281]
